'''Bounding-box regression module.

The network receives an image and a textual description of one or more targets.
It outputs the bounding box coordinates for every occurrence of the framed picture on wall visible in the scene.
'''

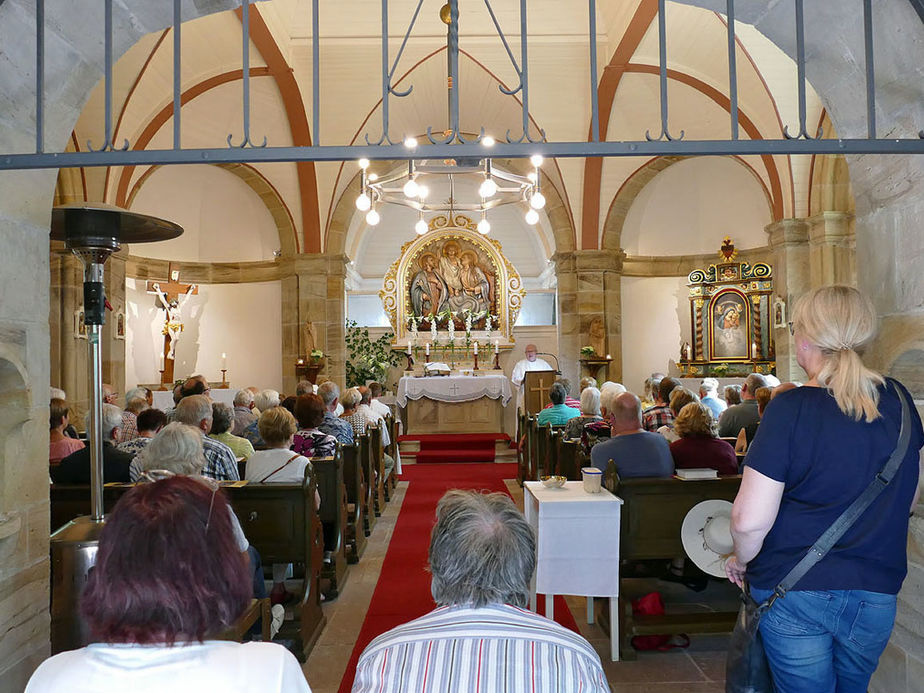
[772,295,786,328]
[114,310,126,340]
[74,309,86,339]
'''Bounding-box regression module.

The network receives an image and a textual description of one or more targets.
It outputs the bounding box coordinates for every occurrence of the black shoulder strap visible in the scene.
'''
[771,379,912,601]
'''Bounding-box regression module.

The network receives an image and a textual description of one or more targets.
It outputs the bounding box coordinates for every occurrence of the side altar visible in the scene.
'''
[379,214,525,434]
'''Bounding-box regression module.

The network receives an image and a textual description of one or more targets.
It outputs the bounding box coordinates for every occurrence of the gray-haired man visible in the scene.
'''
[353,490,609,692]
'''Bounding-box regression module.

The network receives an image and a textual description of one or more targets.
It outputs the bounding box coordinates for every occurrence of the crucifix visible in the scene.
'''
[146,264,197,385]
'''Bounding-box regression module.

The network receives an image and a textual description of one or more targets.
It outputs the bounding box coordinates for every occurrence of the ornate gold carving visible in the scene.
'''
[379,214,525,344]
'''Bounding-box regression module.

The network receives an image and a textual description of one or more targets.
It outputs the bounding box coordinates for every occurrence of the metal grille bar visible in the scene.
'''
[3,0,923,173]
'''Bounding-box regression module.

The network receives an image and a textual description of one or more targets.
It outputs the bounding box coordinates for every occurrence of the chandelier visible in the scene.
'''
[354,151,546,236]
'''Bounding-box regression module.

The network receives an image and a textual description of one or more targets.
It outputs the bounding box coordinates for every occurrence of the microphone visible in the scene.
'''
[535,352,562,375]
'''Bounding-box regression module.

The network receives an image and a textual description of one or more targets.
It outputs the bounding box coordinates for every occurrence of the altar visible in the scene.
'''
[396,374,511,434]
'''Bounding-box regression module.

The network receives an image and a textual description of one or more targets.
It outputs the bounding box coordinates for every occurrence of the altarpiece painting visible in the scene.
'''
[380,214,524,346]
[682,238,776,377]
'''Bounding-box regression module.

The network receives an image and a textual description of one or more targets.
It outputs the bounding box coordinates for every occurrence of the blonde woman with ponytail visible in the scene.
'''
[724,285,924,693]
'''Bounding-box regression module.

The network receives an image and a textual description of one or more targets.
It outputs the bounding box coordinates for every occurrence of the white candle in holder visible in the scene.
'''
[473,341,479,355]
[425,342,430,356]
[494,340,499,354]
[406,341,412,355]
[159,353,165,370]
[221,353,227,369]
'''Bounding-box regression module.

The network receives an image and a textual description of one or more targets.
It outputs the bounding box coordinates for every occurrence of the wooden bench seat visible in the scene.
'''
[313,450,349,599]
[340,443,367,563]
[602,465,742,659]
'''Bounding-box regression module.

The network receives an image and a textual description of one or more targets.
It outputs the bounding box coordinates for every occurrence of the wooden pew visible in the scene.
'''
[535,423,564,478]
[312,450,349,600]
[385,411,399,494]
[357,432,376,535]
[516,410,528,485]
[525,415,540,481]
[601,462,741,659]
[555,436,584,480]
[340,443,367,563]
[51,470,328,660]
[225,466,327,660]
[367,424,387,514]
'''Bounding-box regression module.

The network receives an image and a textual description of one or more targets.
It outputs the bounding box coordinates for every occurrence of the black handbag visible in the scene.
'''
[725,380,912,693]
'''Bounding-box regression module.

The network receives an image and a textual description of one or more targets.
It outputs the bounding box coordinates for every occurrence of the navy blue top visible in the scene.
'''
[590,430,673,479]
[745,381,923,594]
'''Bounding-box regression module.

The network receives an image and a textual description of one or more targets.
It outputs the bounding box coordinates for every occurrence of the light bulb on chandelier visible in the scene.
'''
[477,216,491,235]
[530,191,546,210]
[415,217,428,235]
[403,178,420,198]
[358,158,370,170]
[478,177,498,199]
[355,192,372,211]
[530,154,544,167]
[525,208,539,225]
[365,208,380,226]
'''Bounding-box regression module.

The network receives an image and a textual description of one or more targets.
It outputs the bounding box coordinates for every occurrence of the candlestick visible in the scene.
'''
[220,368,227,388]
[221,352,227,370]
[474,352,479,371]
[473,341,478,355]
[157,369,167,390]
[493,339,499,354]
[405,353,414,371]
[492,351,501,370]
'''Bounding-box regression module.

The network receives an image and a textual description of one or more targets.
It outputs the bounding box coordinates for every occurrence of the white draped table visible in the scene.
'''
[396,374,511,434]
[524,480,623,661]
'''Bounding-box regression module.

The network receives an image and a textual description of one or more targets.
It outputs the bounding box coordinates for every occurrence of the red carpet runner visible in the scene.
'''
[337,462,579,692]
[399,432,511,463]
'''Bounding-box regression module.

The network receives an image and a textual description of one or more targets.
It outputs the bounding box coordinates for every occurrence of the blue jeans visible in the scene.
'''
[750,587,896,693]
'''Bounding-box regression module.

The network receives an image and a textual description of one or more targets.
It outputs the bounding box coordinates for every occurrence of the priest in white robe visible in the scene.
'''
[511,344,553,411]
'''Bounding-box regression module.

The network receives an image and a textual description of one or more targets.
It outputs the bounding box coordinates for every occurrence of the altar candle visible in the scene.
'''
[159,353,165,370]
[473,341,478,355]
[494,339,499,354]
[221,352,227,369]
[406,341,412,355]
[425,342,430,356]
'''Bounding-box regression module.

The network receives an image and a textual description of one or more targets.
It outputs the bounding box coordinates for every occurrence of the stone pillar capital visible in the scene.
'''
[766,218,810,249]
[551,248,626,274]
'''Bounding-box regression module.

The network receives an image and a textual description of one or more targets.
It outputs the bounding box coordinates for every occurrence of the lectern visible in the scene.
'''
[524,370,557,414]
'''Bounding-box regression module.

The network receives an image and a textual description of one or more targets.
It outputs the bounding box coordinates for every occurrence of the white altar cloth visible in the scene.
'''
[524,480,623,661]
[396,374,512,407]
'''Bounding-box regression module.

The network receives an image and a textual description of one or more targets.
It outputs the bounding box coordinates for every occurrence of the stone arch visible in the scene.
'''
[124,162,299,257]
[601,155,774,252]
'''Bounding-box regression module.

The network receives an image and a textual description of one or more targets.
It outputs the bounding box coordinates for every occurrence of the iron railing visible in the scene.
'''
[1,0,922,172]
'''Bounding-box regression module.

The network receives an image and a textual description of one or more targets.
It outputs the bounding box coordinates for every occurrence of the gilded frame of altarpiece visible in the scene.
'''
[682,245,776,377]
[379,214,526,347]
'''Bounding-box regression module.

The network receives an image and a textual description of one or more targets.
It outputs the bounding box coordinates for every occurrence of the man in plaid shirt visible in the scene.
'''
[642,376,682,432]
[171,394,239,481]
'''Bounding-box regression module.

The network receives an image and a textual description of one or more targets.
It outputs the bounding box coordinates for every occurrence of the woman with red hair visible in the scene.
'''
[25,476,310,692]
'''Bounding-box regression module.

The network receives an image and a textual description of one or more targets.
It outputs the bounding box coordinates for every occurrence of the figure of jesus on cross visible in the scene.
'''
[146,266,197,384]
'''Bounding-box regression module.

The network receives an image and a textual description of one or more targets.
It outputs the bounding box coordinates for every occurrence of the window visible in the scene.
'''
[514,292,557,326]
[346,294,391,327]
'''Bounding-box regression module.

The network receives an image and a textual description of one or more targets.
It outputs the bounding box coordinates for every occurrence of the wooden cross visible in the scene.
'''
[529,380,551,402]
[146,264,198,385]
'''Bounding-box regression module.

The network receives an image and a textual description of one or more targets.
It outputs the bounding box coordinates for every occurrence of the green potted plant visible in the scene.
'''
[580,345,596,357]
[344,320,403,387]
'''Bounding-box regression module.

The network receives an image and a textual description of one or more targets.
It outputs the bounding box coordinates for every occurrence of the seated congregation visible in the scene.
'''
[37,287,924,693]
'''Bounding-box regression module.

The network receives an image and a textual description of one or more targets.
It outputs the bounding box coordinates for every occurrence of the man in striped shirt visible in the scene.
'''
[352,490,610,692]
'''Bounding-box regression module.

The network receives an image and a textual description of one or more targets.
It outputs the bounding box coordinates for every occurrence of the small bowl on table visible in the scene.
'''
[540,475,567,489]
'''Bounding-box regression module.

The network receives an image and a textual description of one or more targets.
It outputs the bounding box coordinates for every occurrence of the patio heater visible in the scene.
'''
[48,204,182,653]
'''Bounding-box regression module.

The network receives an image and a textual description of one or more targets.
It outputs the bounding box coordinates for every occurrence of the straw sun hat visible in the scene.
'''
[681,500,734,578]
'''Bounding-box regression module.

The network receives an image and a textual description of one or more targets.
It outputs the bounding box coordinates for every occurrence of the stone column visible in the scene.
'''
[552,249,625,389]
[285,253,348,394]
[807,211,856,286]
[766,219,810,382]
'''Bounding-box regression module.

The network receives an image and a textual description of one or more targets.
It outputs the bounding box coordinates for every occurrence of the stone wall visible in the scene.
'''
[0,1,245,689]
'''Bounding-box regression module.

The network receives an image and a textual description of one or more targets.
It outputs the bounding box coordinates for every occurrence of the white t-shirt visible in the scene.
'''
[244,448,310,484]
[25,641,311,693]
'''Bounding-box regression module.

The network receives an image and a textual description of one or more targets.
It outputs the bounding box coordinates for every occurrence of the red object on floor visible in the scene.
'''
[336,462,580,693]
[399,432,511,464]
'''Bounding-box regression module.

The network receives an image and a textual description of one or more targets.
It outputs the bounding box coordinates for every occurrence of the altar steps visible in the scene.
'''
[398,432,512,464]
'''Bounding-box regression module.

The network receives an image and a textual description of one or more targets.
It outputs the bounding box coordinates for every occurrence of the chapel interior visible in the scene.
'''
[1,0,922,691]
